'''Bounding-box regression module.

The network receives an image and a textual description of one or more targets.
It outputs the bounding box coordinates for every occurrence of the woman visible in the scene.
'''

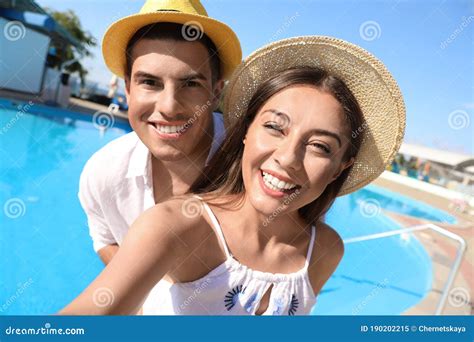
[61,36,405,315]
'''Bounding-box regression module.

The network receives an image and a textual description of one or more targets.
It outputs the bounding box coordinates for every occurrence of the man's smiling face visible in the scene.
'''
[125,38,221,162]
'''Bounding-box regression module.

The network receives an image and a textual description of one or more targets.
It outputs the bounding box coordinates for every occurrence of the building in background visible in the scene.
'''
[0,0,85,107]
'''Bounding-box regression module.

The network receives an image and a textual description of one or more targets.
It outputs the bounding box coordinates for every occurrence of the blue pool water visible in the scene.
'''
[313,193,434,315]
[357,185,457,224]
[0,100,449,315]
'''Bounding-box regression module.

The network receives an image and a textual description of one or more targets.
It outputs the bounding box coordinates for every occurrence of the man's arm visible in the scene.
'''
[78,157,118,258]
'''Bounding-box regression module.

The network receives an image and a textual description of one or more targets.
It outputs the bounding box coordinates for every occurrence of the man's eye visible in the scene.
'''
[263,123,283,133]
[183,80,201,88]
[141,79,156,86]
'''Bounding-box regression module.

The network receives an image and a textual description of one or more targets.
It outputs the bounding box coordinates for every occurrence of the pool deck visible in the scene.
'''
[68,97,129,120]
[372,177,473,315]
[0,90,129,120]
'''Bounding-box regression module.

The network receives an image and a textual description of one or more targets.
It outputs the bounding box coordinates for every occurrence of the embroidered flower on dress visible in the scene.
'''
[224,285,246,311]
[272,298,285,315]
[244,293,258,313]
[288,294,299,315]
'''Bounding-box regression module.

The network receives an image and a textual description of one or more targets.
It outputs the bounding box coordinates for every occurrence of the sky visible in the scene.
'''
[36,0,474,155]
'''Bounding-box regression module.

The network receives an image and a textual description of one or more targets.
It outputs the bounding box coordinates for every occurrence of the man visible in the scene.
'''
[79,0,241,264]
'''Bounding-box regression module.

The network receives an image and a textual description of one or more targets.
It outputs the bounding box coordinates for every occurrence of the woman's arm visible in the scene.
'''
[60,199,196,315]
[308,222,345,297]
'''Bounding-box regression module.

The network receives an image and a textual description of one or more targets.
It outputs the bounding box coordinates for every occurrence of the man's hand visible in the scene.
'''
[98,244,119,265]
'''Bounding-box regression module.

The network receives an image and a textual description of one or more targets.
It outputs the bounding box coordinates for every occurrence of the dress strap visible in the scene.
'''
[304,225,316,269]
[193,195,232,258]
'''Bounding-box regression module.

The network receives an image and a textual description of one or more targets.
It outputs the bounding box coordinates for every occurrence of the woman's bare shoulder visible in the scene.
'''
[316,222,344,257]
[130,195,212,250]
[307,221,345,295]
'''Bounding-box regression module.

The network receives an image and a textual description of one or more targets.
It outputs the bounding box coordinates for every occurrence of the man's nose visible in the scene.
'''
[153,85,185,119]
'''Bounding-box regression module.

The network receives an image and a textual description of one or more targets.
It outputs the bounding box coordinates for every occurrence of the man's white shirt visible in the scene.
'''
[78,112,225,252]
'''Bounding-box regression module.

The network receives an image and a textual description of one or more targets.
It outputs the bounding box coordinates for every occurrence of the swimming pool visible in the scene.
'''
[312,192,434,315]
[0,99,440,315]
[0,99,130,315]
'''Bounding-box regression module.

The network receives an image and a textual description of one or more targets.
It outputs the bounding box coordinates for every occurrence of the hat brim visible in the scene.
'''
[223,36,406,196]
[102,12,242,80]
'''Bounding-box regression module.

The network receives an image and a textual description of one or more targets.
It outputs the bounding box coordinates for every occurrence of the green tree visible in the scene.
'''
[45,8,97,85]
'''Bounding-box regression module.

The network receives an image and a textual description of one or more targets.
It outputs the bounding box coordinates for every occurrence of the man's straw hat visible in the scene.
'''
[102,0,242,80]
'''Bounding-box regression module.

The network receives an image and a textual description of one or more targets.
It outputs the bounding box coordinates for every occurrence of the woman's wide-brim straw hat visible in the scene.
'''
[224,36,406,196]
[102,0,242,80]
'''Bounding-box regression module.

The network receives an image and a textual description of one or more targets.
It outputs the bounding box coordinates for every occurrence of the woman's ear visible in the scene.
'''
[331,157,355,182]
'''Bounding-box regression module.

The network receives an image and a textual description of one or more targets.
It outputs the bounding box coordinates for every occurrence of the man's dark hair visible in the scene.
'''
[125,22,221,83]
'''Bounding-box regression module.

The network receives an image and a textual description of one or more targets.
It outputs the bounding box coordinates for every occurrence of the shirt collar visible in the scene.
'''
[125,133,151,179]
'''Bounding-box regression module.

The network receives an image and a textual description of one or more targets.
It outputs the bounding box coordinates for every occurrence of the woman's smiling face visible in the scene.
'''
[242,84,354,217]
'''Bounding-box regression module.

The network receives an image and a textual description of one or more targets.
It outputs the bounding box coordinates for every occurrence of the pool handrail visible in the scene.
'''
[343,223,467,315]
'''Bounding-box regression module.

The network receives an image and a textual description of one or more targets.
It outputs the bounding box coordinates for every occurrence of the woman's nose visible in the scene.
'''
[273,139,303,172]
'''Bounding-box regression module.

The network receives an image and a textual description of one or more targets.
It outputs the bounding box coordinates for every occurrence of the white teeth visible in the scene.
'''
[155,123,187,134]
[261,171,297,192]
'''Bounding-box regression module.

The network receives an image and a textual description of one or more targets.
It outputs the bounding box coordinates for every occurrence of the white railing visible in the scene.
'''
[343,223,467,315]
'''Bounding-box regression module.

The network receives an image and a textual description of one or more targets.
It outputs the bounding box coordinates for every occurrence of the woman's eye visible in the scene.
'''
[263,123,283,133]
[310,143,331,154]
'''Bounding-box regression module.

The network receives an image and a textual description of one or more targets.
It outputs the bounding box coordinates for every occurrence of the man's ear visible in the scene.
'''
[124,76,131,104]
[211,79,225,111]
[331,157,355,182]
